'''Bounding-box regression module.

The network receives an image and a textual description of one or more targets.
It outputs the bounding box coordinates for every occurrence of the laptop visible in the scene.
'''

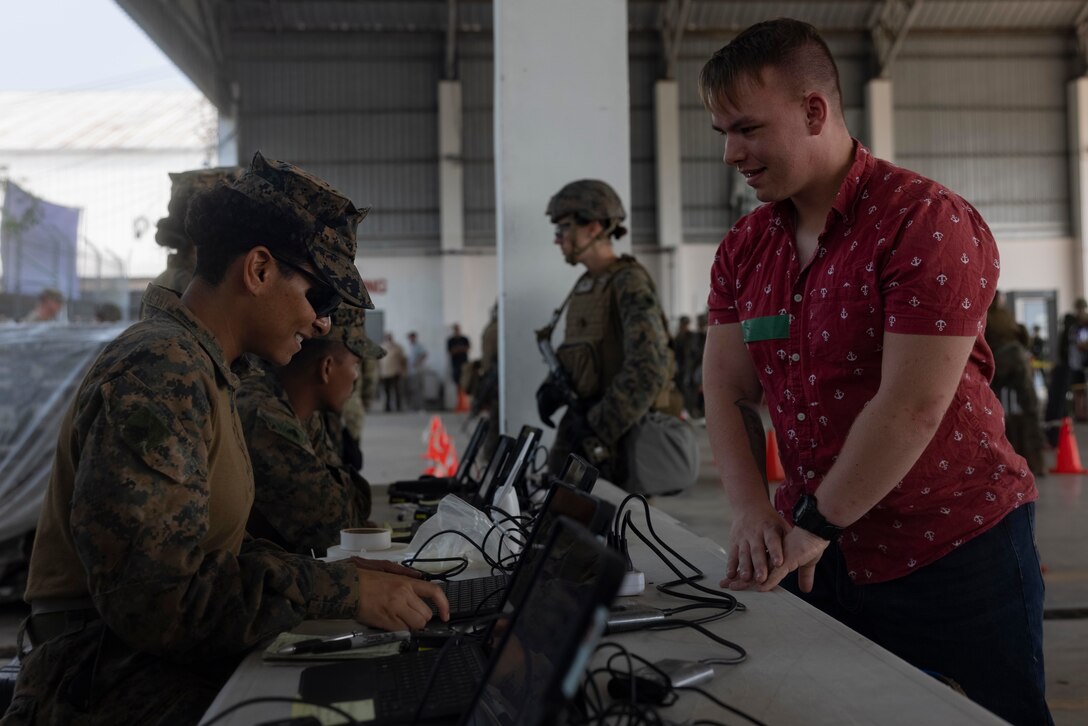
[554,453,598,493]
[504,425,543,505]
[297,517,624,726]
[475,425,540,510]
[388,418,490,503]
[435,458,611,622]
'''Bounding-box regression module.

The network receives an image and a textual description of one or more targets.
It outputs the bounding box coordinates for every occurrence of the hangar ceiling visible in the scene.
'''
[117,0,1088,110]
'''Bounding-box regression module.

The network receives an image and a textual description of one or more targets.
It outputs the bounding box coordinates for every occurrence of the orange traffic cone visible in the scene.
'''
[766,428,786,482]
[455,388,470,412]
[1049,417,1087,474]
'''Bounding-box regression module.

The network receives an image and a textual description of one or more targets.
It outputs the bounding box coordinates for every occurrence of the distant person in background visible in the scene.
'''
[673,316,694,414]
[140,166,244,318]
[93,303,122,323]
[986,297,1045,475]
[473,302,501,457]
[22,288,64,322]
[446,323,471,403]
[1029,324,1047,362]
[380,332,407,412]
[405,331,428,411]
[1045,299,1088,439]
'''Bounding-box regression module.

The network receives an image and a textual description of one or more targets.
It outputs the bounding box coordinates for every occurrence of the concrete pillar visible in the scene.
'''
[439,80,465,254]
[494,0,630,439]
[864,78,895,162]
[438,79,468,396]
[655,79,683,319]
[1069,77,1088,302]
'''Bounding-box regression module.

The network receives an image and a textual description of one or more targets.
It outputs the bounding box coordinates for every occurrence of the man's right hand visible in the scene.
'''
[356,569,450,631]
[719,503,789,590]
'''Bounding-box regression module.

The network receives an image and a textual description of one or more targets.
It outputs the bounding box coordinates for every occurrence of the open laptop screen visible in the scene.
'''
[462,518,623,726]
[470,435,513,506]
[452,418,489,486]
[503,484,615,611]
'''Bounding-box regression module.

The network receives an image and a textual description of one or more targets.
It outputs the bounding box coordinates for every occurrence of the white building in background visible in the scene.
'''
[0,90,218,287]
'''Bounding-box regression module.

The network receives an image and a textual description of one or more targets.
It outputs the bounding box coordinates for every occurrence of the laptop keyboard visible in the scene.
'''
[434,574,511,620]
[373,645,487,721]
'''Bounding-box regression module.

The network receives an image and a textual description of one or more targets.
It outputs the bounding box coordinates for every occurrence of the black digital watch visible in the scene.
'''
[792,493,844,541]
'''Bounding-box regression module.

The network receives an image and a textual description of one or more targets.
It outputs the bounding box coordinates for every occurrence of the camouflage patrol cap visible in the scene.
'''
[546,179,627,225]
[231,151,373,309]
[155,166,244,250]
[328,305,385,360]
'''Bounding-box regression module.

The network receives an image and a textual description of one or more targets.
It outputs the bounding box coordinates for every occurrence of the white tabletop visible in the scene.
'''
[200,482,1007,725]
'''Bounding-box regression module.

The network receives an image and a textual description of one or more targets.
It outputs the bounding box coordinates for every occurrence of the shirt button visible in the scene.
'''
[797,413,806,421]
[806,470,816,480]
[793,294,803,302]
[791,353,801,362]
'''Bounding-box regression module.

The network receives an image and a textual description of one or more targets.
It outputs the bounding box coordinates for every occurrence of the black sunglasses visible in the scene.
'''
[272,255,342,317]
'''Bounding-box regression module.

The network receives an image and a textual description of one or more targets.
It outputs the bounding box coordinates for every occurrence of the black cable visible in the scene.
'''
[674,686,768,726]
[200,696,360,726]
[622,511,743,610]
[406,556,469,581]
[644,619,746,664]
[658,603,738,628]
[403,528,502,572]
[409,633,467,725]
[610,651,759,726]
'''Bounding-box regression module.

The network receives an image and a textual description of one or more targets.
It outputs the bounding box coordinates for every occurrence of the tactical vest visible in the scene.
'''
[556,255,678,412]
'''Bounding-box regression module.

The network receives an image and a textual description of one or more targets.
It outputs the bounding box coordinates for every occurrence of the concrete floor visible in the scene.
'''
[3,408,1086,723]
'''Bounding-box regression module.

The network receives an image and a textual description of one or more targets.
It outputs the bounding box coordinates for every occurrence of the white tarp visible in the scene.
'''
[0,322,123,542]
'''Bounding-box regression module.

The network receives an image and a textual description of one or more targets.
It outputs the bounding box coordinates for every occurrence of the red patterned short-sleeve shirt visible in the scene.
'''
[707,142,1037,584]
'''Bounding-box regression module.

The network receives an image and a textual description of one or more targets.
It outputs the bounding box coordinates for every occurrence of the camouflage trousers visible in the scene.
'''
[2,620,239,726]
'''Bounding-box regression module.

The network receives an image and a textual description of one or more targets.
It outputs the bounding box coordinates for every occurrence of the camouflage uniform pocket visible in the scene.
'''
[102,371,208,485]
[556,342,601,400]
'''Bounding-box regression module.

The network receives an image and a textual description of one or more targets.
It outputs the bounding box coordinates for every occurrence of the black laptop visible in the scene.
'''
[554,453,598,493]
[297,517,624,726]
[435,455,610,622]
[388,418,490,503]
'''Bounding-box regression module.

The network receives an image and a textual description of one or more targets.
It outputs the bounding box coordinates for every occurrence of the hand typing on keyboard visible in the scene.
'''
[356,569,451,631]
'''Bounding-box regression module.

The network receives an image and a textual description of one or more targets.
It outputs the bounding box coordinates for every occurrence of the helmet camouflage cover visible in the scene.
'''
[546,179,627,225]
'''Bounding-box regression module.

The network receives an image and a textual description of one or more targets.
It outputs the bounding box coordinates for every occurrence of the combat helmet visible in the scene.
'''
[545,179,627,239]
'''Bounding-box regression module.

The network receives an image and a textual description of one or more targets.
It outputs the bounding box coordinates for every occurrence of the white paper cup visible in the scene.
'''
[340,527,392,552]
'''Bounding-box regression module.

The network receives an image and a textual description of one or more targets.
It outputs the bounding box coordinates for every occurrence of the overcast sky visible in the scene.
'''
[1,0,193,91]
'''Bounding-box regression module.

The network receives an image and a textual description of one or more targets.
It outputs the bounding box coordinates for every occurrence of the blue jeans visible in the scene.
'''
[783,503,1052,726]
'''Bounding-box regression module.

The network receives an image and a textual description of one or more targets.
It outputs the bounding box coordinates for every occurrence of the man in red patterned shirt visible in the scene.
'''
[700,19,1050,725]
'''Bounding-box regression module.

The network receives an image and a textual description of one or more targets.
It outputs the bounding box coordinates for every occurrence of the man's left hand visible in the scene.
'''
[756,526,829,593]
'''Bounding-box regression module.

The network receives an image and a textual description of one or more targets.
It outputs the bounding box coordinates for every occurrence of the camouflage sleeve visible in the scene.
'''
[586,267,670,445]
[69,367,358,662]
[245,405,366,556]
[314,412,373,527]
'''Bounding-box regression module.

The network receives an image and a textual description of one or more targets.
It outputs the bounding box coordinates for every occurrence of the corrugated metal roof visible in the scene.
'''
[216,1,1088,35]
[0,91,216,151]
